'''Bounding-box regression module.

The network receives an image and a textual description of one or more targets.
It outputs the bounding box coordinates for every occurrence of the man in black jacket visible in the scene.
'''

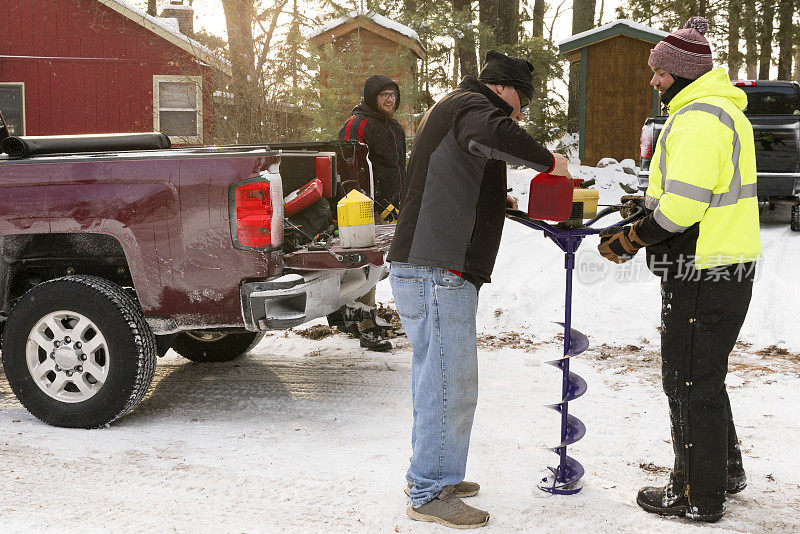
[388,51,569,528]
[334,75,407,352]
[340,74,407,215]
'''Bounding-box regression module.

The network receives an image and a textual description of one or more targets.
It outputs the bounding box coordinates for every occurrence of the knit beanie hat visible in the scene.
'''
[478,50,535,100]
[649,17,713,80]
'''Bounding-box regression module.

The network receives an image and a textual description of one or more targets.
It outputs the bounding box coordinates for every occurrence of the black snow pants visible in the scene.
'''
[660,268,753,509]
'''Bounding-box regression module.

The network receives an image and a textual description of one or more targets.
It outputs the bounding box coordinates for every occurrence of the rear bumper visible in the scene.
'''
[240,264,388,330]
[637,171,800,198]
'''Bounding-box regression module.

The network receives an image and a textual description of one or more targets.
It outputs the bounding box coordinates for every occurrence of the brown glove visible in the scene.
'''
[620,195,646,219]
[597,225,649,264]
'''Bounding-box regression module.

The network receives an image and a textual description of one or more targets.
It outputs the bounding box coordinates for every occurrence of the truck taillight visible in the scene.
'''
[234,174,283,249]
[640,124,653,160]
[734,80,757,86]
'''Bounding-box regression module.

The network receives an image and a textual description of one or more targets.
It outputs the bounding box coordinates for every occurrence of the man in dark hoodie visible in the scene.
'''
[334,75,407,352]
[387,51,569,529]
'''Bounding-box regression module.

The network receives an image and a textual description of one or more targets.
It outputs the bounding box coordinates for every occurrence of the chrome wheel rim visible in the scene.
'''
[185,331,227,342]
[25,310,110,403]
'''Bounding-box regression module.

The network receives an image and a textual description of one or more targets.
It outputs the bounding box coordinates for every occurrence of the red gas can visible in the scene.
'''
[527,172,574,222]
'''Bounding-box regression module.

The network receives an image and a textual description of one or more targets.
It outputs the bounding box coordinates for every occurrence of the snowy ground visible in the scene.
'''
[1,162,799,533]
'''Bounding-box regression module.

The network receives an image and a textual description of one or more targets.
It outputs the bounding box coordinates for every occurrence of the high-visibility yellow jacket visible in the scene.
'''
[645,68,762,269]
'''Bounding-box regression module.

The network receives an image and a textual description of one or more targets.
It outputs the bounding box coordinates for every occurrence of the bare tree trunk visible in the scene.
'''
[776,0,794,79]
[453,0,478,78]
[596,0,605,26]
[728,0,742,80]
[744,0,759,78]
[221,0,260,142]
[532,0,545,38]
[795,42,800,81]
[147,0,157,16]
[567,0,596,133]
[479,0,498,59]
[497,0,519,48]
[758,0,776,79]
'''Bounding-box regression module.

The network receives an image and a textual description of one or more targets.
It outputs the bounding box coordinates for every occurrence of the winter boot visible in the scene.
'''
[636,483,725,523]
[405,480,480,498]
[407,485,489,529]
[359,327,392,352]
[726,464,747,494]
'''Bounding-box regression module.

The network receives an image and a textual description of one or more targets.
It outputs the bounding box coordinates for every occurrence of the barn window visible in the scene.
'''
[153,75,202,144]
[0,83,25,136]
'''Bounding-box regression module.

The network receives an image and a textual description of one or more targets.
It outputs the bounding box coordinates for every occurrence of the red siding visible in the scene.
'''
[0,0,218,141]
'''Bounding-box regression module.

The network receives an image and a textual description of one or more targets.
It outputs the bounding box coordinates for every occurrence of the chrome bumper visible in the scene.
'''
[240,264,388,330]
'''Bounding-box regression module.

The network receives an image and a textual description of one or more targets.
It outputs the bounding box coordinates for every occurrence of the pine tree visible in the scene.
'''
[743,0,759,78]
[727,0,742,79]
[758,0,776,79]
[453,0,479,77]
[567,0,596,133]
[776,0,794,79]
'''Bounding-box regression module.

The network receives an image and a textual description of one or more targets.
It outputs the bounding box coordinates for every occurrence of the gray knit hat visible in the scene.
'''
[649,17,713,80]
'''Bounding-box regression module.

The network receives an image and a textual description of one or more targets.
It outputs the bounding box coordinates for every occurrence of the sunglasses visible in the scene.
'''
[379,91,397,100]
[515,88,530,111]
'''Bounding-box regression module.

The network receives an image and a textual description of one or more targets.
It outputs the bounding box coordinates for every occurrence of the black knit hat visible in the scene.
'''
[477,50,535,100]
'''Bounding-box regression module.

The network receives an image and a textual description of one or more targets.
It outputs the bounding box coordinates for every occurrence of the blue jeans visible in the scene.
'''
[389,262,479,506]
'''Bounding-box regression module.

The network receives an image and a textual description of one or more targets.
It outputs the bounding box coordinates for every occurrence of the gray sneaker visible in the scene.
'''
[405,480,480,498]
[406,485,489,529]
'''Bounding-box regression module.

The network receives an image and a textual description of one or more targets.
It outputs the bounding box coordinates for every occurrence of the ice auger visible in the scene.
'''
[507,200,644,495]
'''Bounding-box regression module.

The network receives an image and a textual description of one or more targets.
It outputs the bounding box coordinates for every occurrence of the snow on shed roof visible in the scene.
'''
[96,0,231,76]
[308,9,424,57]
[558,19,668,55]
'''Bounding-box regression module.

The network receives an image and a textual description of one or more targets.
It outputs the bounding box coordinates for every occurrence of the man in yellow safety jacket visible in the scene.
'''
[597,16,761,523]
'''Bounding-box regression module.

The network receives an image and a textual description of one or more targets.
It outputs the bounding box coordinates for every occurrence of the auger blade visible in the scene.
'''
[543,363,588,401]
[555,322,589,356]
[563,371,588,402]
[538,455,585,494]
[544,403,586,447]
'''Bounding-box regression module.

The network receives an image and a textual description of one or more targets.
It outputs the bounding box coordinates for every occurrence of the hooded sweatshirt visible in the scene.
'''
[642,68,761,270]
[339,75,407,208]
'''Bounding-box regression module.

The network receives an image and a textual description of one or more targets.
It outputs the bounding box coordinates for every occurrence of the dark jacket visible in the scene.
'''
[387,76,554,284]
[339,75,407,208]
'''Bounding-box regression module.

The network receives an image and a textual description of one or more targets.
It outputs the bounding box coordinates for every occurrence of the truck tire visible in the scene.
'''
[171,330,264,362]
[792,204,800,232]
[1,275,157,428]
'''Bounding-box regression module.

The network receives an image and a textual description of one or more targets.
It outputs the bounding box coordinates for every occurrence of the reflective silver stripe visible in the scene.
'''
[658,101,756,208]
[654,207,690,233]
[664,179,713,203]
[645,194,659,210]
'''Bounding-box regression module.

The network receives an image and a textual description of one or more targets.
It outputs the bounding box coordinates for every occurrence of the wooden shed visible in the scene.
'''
[558,20,668,165]
[308,9,426,134]
[0,0,230,145]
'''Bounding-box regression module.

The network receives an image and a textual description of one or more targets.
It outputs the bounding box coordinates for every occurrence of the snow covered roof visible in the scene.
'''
[96,0,231,76]
[308,9,425,60]
[558,19,668,55]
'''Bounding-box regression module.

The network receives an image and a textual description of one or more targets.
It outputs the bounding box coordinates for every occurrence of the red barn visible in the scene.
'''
[0,0,230,144]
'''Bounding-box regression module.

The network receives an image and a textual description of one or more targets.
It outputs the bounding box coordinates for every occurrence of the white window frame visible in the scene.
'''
[0,82,26,136]
[153,75,203,144]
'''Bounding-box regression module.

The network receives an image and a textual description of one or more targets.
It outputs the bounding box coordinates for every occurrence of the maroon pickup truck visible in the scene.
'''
[0,133,389,428]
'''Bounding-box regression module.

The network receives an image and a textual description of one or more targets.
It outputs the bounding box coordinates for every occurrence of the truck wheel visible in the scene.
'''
[792,204,800,232]
[1,275,157,428]
[171,330,264,362]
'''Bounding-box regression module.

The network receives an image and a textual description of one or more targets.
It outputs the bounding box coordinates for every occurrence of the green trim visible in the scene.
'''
[578,47,587,161]
[559,24,666,56]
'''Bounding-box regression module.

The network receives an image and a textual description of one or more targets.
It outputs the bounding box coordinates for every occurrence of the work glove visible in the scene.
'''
[620,195,646,219]
[597,225,648,264]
